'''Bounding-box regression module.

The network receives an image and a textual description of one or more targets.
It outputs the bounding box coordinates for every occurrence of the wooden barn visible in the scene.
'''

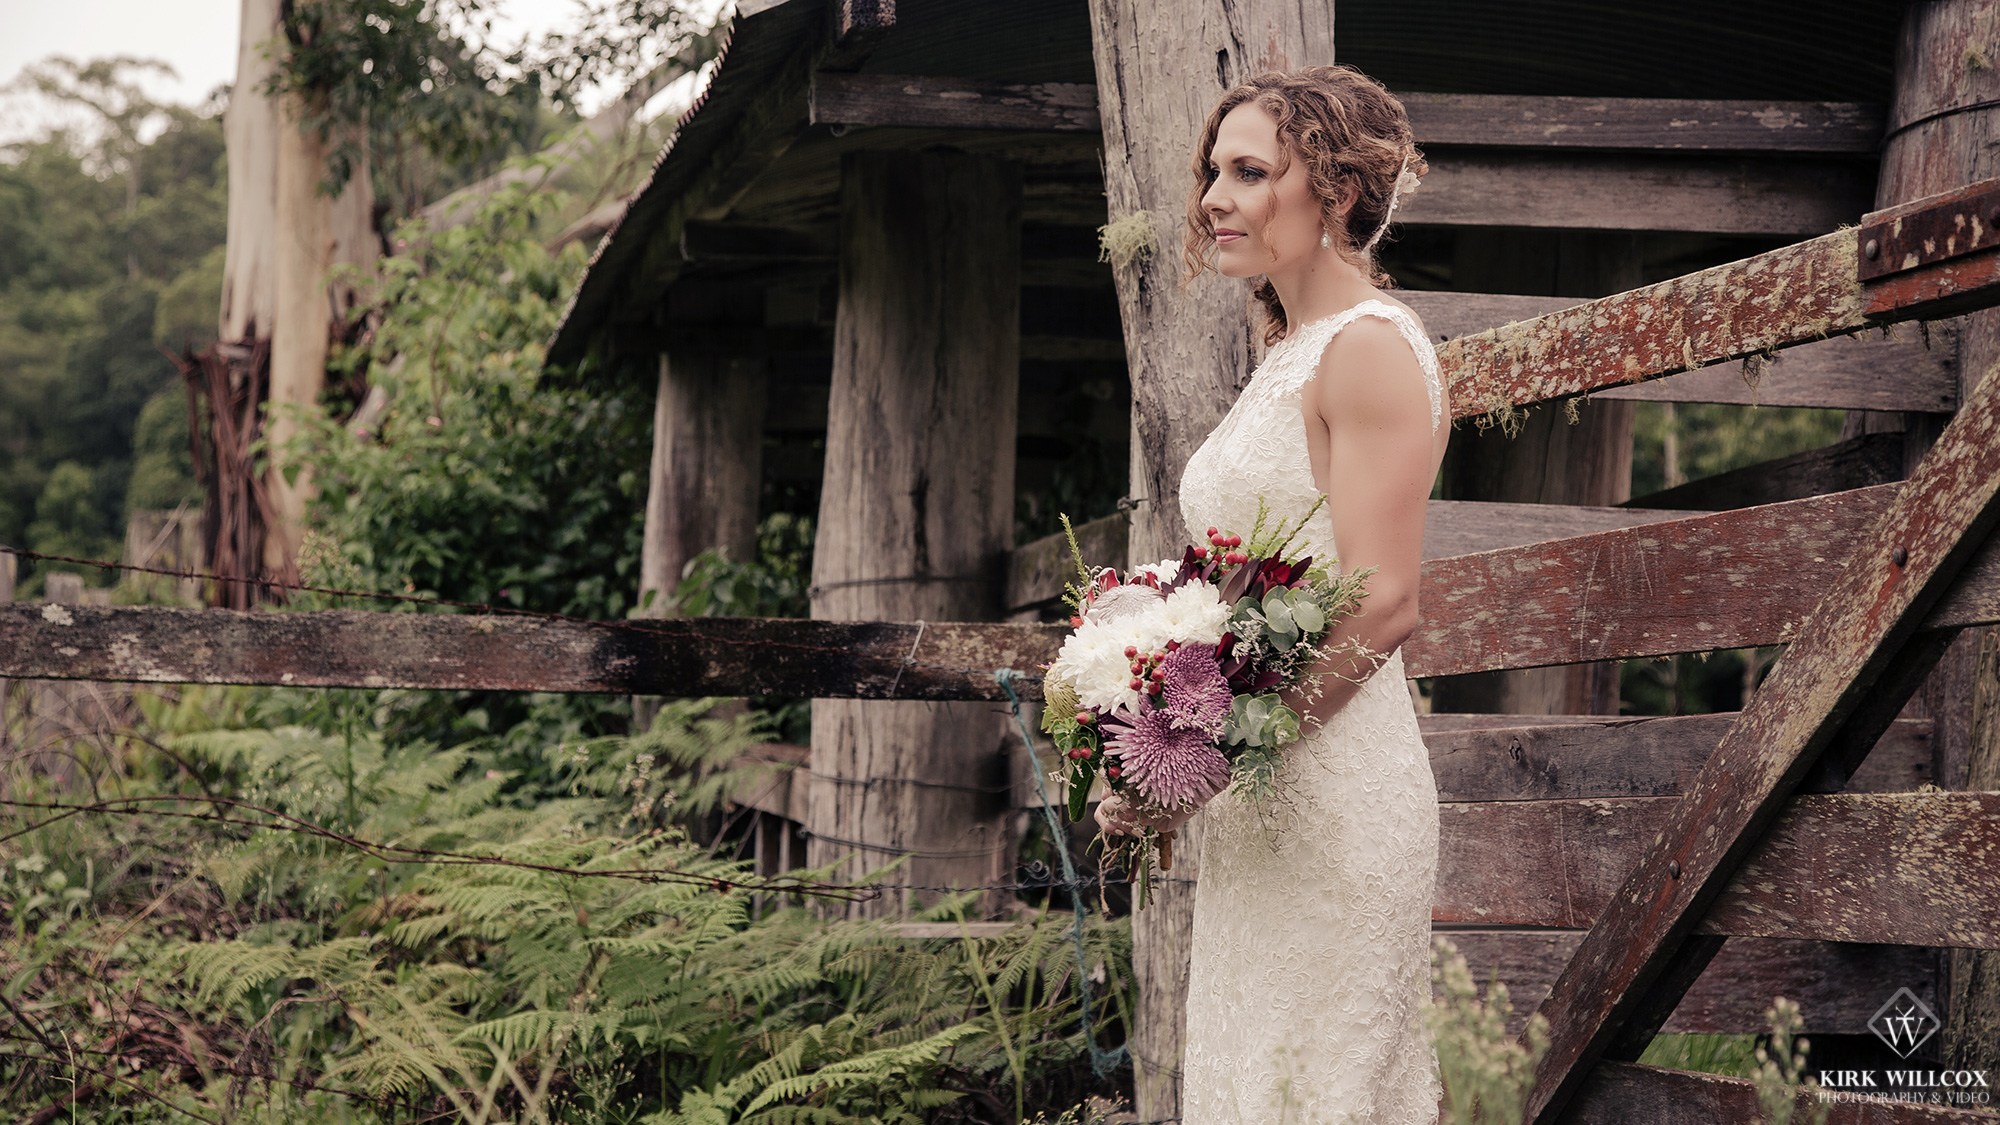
[10,1,2000,1122]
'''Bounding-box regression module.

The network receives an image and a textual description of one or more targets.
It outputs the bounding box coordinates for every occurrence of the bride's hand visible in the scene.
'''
[1095,794,1199,837]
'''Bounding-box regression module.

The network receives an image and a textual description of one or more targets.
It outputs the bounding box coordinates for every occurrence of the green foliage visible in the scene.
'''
[0,687,1134,1123]
[301,179,650,621]
[1425,937,1551,1125]
[0,58,226,580]
[665,514,814,619]
[266,0,719,219]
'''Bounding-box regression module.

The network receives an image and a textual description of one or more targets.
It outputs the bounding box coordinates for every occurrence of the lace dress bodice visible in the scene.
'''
[1180,298,1442,567]
[1176,299,1445,1125]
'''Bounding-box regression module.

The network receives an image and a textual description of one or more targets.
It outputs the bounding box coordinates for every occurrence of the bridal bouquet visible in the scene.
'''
[1039,499,1374,908]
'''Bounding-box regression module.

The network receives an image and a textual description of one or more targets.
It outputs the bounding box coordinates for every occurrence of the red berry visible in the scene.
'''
[1075,710,1093,724]
[1227,534,1242,547]
[1107,766,1121,778]
[1070,616,1083,627]
[1193,546,1208,558]
[1129,677,1144,691]
[1150,670,1166,683]
[1153,650,1166,661]
[1206,527,1218,538]
[1167,640,1181,651]
[1124,645,1138,658]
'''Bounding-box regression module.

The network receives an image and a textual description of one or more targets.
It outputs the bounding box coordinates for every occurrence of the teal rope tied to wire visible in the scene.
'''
[995,668,1129,1079]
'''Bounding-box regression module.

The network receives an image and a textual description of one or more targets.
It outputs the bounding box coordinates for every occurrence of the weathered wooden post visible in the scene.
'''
[806,149,1022,916]
[1878,0,2000,1070]
[632,351,766,726]
[1085,5,1332,1118]
[1431,230,1639,714]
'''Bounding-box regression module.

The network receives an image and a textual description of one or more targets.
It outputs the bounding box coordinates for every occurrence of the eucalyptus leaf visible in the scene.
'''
[1262,588,1294,633]
[1292,598,1326,634]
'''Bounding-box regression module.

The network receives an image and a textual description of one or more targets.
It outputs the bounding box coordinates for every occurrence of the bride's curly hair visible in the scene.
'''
[1183,65,1425,345]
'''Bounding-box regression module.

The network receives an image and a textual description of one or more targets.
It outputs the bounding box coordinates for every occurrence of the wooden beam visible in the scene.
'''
[1566,1061,1995,1125]
[1626,431,1907,511]
[11,489,2000,692]
[1425,714,1932,803]
[1401,151,1874,236]
[809,73,1100,133]
[1437,791,2000,947]
[679,220,834,262]
[1400,291,1960,414]
[807,85,1889,153]
[1440,930,1937,1037]
[1402,93,1885,153]
[1437,178,2000,421]
[0,604,1065,702]
[1519,316,2000,1124]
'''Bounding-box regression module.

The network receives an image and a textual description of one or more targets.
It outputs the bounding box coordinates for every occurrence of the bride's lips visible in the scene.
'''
[1215,227,1246,243]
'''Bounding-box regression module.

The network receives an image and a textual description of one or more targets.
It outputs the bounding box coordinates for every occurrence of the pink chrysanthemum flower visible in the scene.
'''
[1158,644,1232,735]
[1102,708,1231,810]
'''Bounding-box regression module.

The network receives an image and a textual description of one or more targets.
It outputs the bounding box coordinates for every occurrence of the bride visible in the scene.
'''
[1096,65,1447,1123]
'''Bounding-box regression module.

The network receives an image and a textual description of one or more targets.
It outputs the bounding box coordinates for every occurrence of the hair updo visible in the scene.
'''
[1182,65,1425,345]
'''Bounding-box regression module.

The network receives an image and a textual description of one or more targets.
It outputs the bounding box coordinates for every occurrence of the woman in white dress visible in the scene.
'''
[1096,66,1448,1124]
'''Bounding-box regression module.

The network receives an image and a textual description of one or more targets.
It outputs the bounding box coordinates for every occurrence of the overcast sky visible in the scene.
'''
[0,0,689,146]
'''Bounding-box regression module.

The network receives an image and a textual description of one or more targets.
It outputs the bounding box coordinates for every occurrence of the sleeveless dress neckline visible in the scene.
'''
[1174,299,1444,1125]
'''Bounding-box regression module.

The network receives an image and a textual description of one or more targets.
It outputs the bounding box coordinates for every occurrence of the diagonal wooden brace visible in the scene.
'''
[1521,363,2000,1124]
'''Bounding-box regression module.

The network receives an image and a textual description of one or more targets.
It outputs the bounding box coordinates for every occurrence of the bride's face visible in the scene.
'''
[1202,102,1334,279]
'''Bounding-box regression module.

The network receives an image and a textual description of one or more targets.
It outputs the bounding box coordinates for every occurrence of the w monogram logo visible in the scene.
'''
[1868,988,1941,1059]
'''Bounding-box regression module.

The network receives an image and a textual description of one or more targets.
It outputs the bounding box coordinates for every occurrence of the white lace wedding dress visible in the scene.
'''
[1176,299,1444,1125]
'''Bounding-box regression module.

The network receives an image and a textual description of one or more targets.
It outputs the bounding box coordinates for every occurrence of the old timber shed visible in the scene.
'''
[541,1,2000,1122]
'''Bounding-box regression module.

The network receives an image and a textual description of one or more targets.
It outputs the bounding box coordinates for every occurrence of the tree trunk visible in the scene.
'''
[1085,4,1333,1118]
[633,351,766,730]
[219,0,282,347]
[806,149,1022,917]
[219,0,377,580]
[1430,229,1638,715]
[1877,0,2000,1072]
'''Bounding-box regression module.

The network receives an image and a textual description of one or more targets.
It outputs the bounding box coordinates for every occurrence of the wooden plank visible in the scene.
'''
[1005,500,1703,612]
[1439,930,1938,1037]
[809,73,1100,133]
[1400,151,1874,236]
[1004,511,1130,611]
[1407,483,2000,679]
[0,604,1065,702]
[1436,791,2000,947]
[1421,500,1705,561]
[1425,715,1932,803]
[1626,432,1908,511]
[1398,291,1960,414]
[1435,178,2000,421]
[1403,93,1885,154]
[1519,328,2000,1125]
[1567,1061,1997,1125]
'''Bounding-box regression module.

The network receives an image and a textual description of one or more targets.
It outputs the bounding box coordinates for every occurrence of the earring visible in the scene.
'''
[1320,227,1332,250]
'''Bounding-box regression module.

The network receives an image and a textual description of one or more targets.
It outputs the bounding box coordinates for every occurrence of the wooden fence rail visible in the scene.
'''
[7,488,1994,694]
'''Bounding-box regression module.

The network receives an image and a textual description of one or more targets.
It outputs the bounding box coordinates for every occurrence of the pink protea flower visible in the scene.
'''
[1101,705,1231,810]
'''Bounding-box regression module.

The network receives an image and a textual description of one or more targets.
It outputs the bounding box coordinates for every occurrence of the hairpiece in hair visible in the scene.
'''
[1361,152,1420,255]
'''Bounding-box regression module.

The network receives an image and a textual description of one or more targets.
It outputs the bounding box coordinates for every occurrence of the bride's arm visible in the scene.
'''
[1280,316,1439,728]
